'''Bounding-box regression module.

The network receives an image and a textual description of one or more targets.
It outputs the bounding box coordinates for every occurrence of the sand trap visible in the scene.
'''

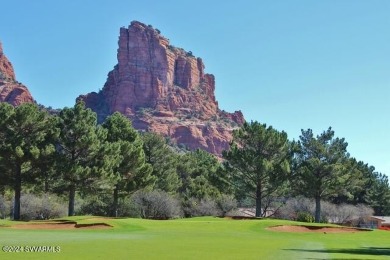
[267,225,370,233]
[10,222,112,230]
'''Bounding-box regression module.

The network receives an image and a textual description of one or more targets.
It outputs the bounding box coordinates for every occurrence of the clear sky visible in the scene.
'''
[1,0,389,175]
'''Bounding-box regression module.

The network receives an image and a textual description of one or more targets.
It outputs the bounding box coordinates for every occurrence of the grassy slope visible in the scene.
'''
[0,217,389,260]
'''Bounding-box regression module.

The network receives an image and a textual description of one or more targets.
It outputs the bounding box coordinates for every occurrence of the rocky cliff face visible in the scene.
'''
[0,42,34,106]
[79,21,244,155]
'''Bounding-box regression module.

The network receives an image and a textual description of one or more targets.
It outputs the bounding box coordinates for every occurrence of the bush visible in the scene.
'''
[296,211,314,223]
[77,194,141,218]
[182,197,223,217]
[216,195,237,217]
[275,197,374,225]
[356,204,374,223]
[183,195,238,217]
[323,203,373,225]
[131,190,182,219]
[181,198,197,217]
[325,203,355,224]
[274,197,314,220]
[319,201,337,223]
[117,197,141,218]
[194,199,219,216]
[77,195,111,216]
[0,195,10,219]
[16,193,67,221]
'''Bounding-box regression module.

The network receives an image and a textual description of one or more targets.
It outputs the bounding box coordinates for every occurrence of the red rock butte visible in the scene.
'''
[0,42,34,106]
[79,21,245,155]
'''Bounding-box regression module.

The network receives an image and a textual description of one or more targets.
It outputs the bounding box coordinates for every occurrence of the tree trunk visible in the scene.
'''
[13,164,22,220]
[315,196,321,223]
[255,181,262,217]
[111,186,119,217]
[44,172,50,193]
[44,177,49,193]
[68,185,76,216]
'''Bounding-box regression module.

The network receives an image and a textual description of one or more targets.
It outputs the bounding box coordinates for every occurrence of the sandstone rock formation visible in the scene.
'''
[0,42,34,106]
[79,21,244,155]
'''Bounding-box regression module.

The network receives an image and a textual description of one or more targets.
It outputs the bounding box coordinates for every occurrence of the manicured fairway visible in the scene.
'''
[0,217,389,259]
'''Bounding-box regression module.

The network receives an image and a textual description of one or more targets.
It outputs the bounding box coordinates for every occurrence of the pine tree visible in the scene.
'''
[223,121,291,217]
[365,172,390,215]
[142,132,181,193]
[102,112,154,217]
[56,101,107,216]
[293,127,353,222]
[177,149,223,200]
[0,103,55,220]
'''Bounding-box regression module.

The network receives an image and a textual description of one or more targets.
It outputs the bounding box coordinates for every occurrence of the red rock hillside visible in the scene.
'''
[78,21,244,155]
[0,42,34,106]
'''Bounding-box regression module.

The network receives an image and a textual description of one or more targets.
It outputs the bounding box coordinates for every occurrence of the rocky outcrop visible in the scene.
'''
[0,42,34,106]
[79,21,244,155]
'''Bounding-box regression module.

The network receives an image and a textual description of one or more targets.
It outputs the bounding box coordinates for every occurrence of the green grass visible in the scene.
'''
[0,216,389,259]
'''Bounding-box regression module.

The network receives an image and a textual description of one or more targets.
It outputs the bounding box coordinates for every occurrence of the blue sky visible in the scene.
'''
[1,0,389,175]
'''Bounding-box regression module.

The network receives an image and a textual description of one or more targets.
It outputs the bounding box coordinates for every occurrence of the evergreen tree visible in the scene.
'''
[329,159,371,205]
[0,103,55,220]
[365,172,390,215]
[30,115,59,193]
[142,132,181,193]
[56,102,110,216]
[293,127,354,222]
[177,149,224,200]
[223,121,291,217]
[102,112,154,217]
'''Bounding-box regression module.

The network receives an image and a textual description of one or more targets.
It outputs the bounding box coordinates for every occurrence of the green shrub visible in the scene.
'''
[78,195,111,216]
[77,194,141,218]
[118,198,140,218]
[296,211,314,223]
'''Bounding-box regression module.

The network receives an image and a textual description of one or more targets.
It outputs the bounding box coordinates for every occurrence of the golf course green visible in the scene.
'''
[0,216,389,259]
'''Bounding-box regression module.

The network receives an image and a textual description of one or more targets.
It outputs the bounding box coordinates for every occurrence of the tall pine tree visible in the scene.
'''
[223,121,291,217]
[0,103,55,220]
[102,112,154,217]
[56,102,109,216]
[293,127,353,222]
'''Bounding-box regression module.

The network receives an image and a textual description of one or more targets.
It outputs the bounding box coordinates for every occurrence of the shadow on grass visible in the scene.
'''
[75,223,112,228]
[285,247,390,258]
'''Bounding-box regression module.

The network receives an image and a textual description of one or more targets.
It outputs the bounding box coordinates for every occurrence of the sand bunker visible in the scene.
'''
[267,225,370,233]
[11,221,112,230]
